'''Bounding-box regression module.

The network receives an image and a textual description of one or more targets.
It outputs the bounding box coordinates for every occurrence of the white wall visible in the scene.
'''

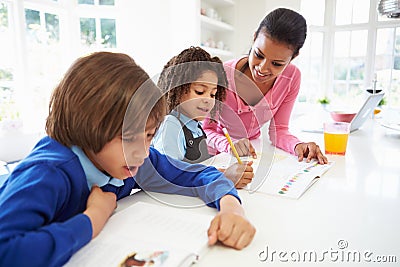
[264,0,301,11]
[117,0,302,76]
[117,0,198,77]
[231,0,301,59]
[116,0,302,76]
[235,0,266,56]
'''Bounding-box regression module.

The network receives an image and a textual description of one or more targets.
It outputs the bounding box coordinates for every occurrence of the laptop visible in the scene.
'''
[302,92,385,133]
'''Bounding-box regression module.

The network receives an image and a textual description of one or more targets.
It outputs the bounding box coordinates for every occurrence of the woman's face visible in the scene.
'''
[248,33,295,84]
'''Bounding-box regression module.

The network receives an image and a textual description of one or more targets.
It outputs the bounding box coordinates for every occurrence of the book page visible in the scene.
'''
[64,202,213,267]
[202,151,279,173]
[256,157,334,199]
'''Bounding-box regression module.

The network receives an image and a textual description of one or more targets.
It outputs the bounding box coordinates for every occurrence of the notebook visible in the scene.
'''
[64,202,213,267]
[302,92,385,133]
[200,151,332,199]
[255,157,333,199]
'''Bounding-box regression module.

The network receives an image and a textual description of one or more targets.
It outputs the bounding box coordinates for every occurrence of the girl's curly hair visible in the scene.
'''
[157,46,227,120]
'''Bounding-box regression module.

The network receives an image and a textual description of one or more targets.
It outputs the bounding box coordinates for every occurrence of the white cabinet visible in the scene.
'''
[199,0,236,60]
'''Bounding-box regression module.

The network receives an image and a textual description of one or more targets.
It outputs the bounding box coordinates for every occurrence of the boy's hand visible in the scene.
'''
[221,161,254,189]
[233,138,257,158]
[84,185,117,238]
[207,195,256,250]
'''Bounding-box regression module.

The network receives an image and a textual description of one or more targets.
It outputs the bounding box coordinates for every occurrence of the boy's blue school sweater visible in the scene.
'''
[0,136,238,267]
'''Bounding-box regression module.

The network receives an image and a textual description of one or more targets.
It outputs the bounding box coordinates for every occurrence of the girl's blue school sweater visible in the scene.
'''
[0,136,238,267]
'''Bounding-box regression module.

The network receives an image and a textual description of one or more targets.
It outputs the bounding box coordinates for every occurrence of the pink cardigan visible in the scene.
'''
[203,57,302,155]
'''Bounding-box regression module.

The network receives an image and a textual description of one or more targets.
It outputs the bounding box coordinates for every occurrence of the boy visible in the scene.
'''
[0,52,255,266]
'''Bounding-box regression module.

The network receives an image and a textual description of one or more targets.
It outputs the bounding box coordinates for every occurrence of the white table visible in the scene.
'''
[116,118,400,266]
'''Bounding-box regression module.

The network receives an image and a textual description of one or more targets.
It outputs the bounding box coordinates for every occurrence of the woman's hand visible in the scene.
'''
[294,142,328,164]
[233,138,257,158]
[220,161,254,189]
[208,195,256,250]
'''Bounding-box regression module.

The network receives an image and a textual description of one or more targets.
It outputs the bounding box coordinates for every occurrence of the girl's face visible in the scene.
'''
[179,70,218,121]
[248,33,295,84]
[86,123,157,180]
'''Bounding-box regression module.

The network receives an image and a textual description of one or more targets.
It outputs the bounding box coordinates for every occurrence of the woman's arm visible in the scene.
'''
[268,67,302,154]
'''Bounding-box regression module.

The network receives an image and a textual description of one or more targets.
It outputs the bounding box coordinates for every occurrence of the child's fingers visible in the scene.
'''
[234,228,256,250]
[208,216,220,246]
[245,165,253,173]
[215,215,256,249]
[240,161,253,173]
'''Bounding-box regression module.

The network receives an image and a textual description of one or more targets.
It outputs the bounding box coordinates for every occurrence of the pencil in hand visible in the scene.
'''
[222,127,243,164]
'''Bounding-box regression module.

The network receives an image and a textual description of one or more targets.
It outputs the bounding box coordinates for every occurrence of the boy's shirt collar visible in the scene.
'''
[71,146,124,189]
[170,110,203,133]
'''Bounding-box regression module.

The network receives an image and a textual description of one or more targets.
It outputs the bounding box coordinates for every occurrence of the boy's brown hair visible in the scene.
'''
[157,46,227,120]
[46,52,166,153]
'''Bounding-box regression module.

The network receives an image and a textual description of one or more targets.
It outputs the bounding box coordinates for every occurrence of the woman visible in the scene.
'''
[202,8,328,164]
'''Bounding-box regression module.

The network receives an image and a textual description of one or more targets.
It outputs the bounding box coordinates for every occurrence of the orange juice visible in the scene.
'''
[374,108,381,115]
[324,132,349,155]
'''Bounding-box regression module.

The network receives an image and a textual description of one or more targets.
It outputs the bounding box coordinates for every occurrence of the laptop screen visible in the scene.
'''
[350,92,384,132]
[301,92,384,133]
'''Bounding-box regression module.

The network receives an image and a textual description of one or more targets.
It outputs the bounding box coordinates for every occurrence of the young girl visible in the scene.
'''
[0,52,255,266]
[152,47,254,189]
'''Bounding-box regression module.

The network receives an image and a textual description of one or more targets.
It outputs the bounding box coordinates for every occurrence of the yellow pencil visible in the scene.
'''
[222,127,243,164]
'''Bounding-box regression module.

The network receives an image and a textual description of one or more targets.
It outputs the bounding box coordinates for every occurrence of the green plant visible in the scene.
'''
[378,97,387,106]
[317,97,330,105]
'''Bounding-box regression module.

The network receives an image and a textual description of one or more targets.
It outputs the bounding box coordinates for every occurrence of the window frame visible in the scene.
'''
[299,0,400,107]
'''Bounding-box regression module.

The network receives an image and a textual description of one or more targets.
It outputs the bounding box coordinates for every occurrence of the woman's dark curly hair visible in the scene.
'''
[157,46,227,120]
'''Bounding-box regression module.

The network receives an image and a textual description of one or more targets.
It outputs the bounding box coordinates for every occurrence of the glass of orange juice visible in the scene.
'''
[323,122,351,155]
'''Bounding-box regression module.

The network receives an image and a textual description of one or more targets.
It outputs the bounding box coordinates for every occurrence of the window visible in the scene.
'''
[296,31,324,103]
[78,0,115,5]
[299,0,400,108]
[297,0,325,103]
[77,0,117,54]
[80,17,116,49]
[0,1,19,130]
[335,0,370,25]
[0,0,118,134]
[333,30,368,106]
[375,27,400,106]
[23,4,63,130]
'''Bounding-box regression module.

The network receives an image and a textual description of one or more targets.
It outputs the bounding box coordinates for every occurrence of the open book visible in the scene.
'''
[64,202,213,267]
[256,157,333,199]
[201,152,333,199]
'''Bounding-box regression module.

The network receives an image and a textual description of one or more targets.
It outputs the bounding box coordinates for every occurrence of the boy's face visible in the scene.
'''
[179,70,218,121]
[86,124,157,180]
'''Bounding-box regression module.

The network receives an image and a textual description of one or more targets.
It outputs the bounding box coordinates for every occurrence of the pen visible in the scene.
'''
[222,127,243,164]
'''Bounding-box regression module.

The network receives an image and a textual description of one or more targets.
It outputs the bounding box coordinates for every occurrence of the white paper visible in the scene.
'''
[256,157,333,199]
[64,202,213,267]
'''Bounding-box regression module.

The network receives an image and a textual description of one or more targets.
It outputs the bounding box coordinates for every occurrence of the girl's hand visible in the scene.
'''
[233,138,257,158]
[294,142,328,164]
[221,161,254,189]
[83,185,117,238]
[208,195,256,250]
